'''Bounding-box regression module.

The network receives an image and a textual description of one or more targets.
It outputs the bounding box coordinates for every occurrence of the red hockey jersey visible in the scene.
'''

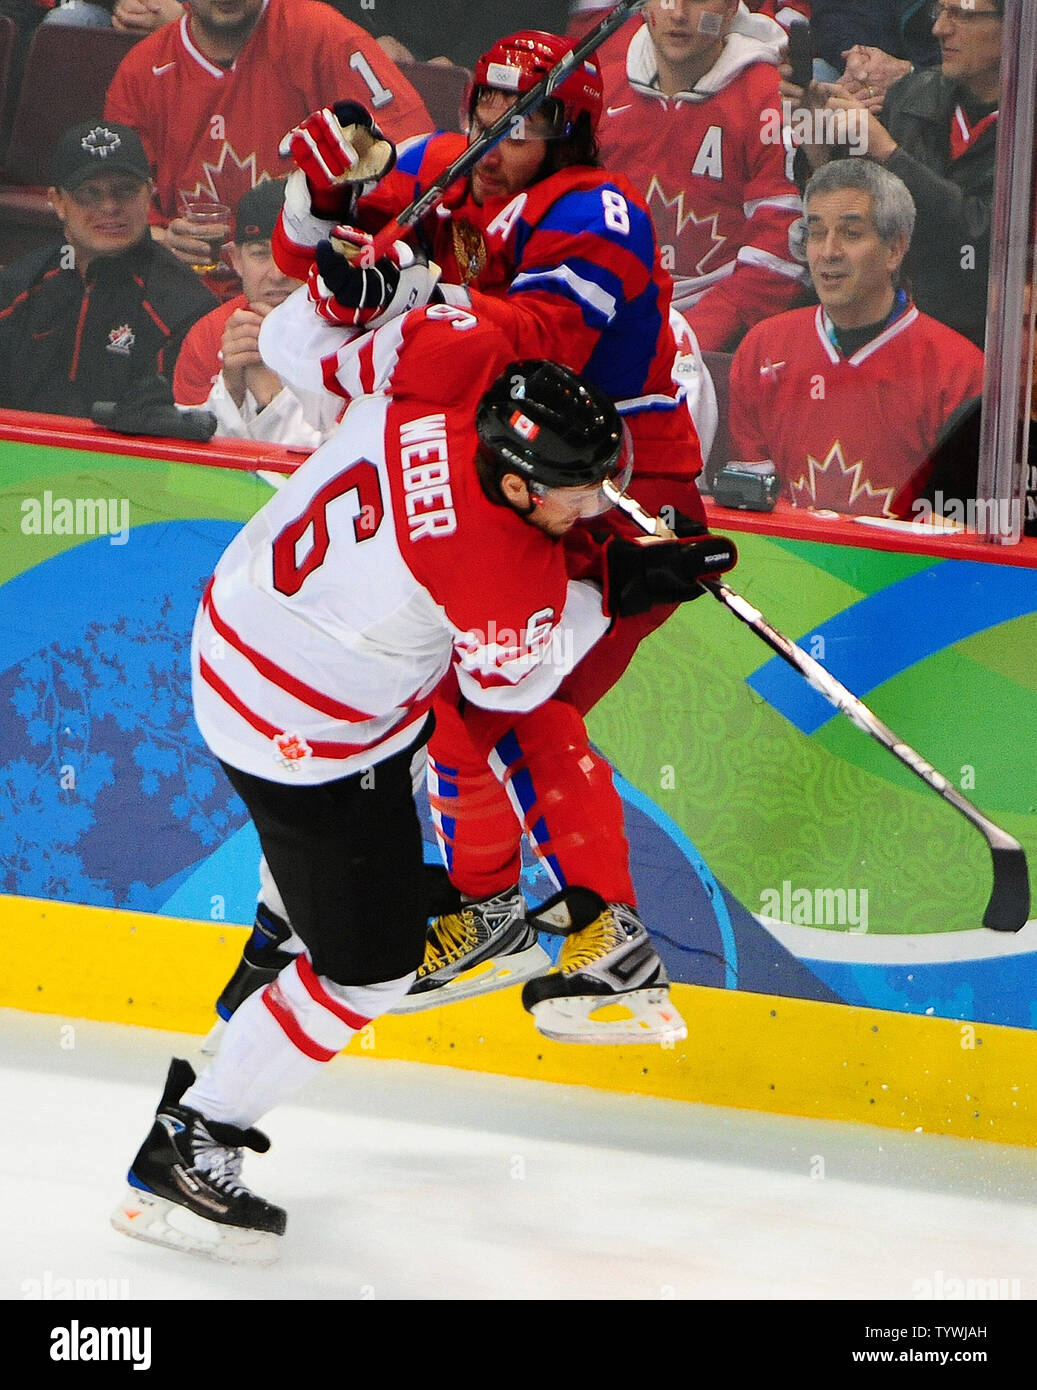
[194,304,610,785]
[594,20,807,351]
[275,132,704,480]
[727,303,985,517]
[173,293,244,404]
[104,0,432,227]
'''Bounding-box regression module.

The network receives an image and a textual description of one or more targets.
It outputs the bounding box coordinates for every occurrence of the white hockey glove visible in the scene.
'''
[279,101,396,221]
[307,227,442,329]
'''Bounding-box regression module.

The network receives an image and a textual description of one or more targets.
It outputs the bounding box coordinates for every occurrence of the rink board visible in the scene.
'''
[3,891,1037,1146]
[2,420,1036,1143]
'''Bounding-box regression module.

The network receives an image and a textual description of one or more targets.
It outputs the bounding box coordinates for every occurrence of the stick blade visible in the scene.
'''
[983,846,1032,932]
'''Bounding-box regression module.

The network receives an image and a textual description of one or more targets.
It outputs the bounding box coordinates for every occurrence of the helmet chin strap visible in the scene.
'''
[516,487,543,519]
[496,468,542,519]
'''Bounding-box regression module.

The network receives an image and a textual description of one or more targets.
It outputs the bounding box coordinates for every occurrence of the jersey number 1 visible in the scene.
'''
[272,459,383,597]
[349,50,393,109]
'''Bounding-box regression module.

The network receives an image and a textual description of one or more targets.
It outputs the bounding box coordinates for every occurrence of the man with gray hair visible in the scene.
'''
[722,158,984,518]
[783,0,1003,346]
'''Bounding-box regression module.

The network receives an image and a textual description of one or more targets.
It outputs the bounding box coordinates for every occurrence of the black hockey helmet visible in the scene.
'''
[476,360,632,505]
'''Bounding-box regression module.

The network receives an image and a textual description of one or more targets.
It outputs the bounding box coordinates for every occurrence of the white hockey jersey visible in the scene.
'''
[193,304,610,785]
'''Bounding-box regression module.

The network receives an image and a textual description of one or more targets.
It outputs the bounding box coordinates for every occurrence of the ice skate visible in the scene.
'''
[522,889,687,1045]
[391,886,550,1012]
[201,904,297,1055]
[111,1059,286,1265]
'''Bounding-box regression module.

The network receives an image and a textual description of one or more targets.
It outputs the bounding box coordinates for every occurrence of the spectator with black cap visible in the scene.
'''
[0,119,216,416]
[174,177,337,449]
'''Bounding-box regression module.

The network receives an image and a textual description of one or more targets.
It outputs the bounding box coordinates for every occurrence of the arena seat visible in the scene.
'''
[399,62,471,135]
[0,26,141,262]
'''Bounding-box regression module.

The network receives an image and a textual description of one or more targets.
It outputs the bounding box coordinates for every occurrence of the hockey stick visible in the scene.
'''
[600,479,1032,932]
[370,0,648,259]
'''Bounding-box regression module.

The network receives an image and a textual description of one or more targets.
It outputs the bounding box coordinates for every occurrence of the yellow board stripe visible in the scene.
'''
[3,893,1035,1145]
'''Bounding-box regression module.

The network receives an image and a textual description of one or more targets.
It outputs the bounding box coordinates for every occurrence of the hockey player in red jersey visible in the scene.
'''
[206,30,733,1029]
[726,158,985,516]
[591,0,809,351]
[111,306,734,1262]
[273,32,708,540]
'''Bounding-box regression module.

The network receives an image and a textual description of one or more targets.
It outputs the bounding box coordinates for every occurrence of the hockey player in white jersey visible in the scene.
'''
[111,301,735,1262]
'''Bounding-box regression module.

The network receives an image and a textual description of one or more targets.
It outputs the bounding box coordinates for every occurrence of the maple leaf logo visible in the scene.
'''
[789,441,897,517]
[273,732,312,767]
[645,176,727,277]
[105,324,135,356]
[82,126,122,160]
[183,143,274,217]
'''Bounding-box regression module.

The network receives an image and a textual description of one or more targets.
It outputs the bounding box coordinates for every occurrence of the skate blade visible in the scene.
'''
[390,942,551,1014]
[529,988,687,1046]
[110,1187,281,1266]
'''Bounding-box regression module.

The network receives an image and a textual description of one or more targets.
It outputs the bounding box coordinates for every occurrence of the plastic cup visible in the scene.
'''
[177,195,232,274]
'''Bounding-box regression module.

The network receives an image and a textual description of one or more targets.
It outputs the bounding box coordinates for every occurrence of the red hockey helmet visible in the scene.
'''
[467,31,604,139]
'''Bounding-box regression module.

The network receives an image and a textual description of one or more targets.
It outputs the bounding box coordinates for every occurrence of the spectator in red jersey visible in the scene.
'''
[589,0,809,352]
[725,159,984,517]
[174,178,336,448]
[782,0,1002,346]
[103,0,432,271]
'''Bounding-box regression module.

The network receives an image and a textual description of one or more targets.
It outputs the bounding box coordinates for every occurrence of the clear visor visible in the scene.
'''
[468,90,569,143]
[528,422,634,518]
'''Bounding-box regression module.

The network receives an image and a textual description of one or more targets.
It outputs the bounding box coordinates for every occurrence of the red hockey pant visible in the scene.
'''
[429,476,705,905]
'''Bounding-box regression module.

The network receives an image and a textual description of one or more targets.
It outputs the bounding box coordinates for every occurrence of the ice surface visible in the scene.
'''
[3,1008,1036,1304]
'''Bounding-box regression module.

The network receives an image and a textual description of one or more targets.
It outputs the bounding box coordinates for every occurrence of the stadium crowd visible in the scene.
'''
[0,0,1031,525]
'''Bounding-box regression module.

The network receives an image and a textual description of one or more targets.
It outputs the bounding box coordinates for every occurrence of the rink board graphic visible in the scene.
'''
[1,432,1036,1131]
[4,891,1037,1147]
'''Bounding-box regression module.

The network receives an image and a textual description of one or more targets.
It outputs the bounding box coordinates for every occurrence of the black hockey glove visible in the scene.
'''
[91,374,217,442]
[309,233,440,328]
[603,533,737,617]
